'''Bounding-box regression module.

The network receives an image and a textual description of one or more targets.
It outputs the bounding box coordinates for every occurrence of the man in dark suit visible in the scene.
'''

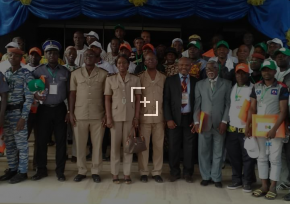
[163,57,197,183]
[193,60,231,188]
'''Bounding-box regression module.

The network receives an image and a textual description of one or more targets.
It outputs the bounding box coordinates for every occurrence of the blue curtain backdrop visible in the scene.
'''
[0,0,289,45]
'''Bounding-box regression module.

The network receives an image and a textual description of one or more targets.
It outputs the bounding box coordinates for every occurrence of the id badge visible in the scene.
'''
[49,83,58,95]
[182,93,189,105]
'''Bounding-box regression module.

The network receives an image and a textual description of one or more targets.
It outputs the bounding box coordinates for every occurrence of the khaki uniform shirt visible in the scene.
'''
[138,70,166,123]
[104,72,141,122]
[70,66,107,120]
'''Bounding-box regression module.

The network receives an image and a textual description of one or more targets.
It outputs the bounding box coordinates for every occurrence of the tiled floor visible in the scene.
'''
[0,171,289,204]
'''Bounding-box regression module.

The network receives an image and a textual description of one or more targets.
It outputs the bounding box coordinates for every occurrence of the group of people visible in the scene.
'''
[0,24,290,201]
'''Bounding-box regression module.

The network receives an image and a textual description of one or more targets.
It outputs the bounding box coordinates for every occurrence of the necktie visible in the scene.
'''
[181,76,187,108]
[210,80,216,92]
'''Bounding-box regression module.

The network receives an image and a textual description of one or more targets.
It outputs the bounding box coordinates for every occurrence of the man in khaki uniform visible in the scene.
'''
[138,53,166,183]
[105,55,141,183]
[69,49,107,183]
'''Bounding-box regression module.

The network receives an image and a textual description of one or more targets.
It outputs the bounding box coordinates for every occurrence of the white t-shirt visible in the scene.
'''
[229,83,253,128]
[113,61,136,74]
[22,63,38,72]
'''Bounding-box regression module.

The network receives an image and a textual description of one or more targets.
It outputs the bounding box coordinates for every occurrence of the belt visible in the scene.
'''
[42,103,62,108]
[6,103,24,111]
[227,125,245,133]
[181,112,190,115]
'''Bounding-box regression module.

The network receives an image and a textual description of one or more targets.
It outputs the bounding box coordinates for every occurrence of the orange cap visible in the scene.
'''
[119,43,132,52]
[7,48,24,55]
[142,43,154,51]
[235,63,250,73]
[29,47,42,56]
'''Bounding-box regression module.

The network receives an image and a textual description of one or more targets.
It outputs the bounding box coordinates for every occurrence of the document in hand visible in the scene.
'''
[198,112,205,133]
[238,99,250,123]
[252,114,285,138]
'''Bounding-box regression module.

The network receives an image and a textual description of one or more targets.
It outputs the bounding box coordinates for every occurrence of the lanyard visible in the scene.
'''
[250,76,262,84]
[135,53,142,66]
[260,87,271,101]
[235,85,244,100]
[47,67,57,82]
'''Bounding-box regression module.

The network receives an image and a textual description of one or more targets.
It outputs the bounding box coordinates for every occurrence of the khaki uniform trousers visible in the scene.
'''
[110,121,133,175]
[138,122,164,176]
[74,119,104,175]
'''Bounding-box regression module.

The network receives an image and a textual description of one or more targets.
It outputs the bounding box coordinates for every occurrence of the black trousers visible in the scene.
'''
[27,112,38,167]
[168,114,197,177]
[226,131,256,185]
[36,103,67,176]
[284,141,290,182]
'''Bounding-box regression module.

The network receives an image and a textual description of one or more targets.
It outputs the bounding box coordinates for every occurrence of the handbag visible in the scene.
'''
[124,127,147,154]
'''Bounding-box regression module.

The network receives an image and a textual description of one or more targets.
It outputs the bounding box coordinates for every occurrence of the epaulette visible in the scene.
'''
[99,67,108,73]
[71,67,81,73]
[136,71,145,76]
[107,73,117,77]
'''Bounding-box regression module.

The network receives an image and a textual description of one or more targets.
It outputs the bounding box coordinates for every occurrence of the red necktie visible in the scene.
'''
[181,76,187,108]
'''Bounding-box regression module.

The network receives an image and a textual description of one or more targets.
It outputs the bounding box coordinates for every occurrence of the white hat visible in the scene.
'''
[84,31,99,40]
[267,38,283,47]
[172,38,183,45]
[244,137,259,158]
[5,42,19,49]
[89,41,102,50]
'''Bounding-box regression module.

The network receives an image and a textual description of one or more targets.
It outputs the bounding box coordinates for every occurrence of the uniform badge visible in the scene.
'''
[271,89,278,95]
[255,89,261,95]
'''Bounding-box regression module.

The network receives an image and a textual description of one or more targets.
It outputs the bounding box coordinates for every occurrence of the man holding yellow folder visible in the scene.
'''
[245,60,288,200]
[226,63,256,193]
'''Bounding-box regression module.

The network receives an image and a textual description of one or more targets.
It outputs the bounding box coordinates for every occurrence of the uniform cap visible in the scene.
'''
[7,48,24,55]
[119,43,132,52]
[187,41,201,49]
[114,24,125,31]
[5,42,19,49]
[267,38,283,47]
[274,47,290,57]
[172,38,183,45]
[42,40,62,52]
[244,137,259,159]
[260,60,277,71]
[29,47,42,56]
[28,79,45,92]
[188,34,201,41]
[216,40,229,49]
[142,43,154,52]
[89,41,102,50]
[84,31,99,40]
[254,42,268,53]
[235,63,250,73]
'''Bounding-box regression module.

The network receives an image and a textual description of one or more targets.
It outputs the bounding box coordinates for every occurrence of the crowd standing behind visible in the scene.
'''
[0,24,290,201]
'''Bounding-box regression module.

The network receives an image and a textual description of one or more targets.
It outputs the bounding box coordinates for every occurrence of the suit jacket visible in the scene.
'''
[193,77,231,132]
[163,74,197,126]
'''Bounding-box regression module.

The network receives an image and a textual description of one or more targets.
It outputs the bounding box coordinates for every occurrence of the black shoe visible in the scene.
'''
[74,174,86,182]
[57,174,66,182]
[200,180,210,186]
[9,173,27,184]
[243,184,252,193]
[184,175,193,183]
[140,175,148,183]
[215,182,223,188]
[152,175,163,183]
[227,182,242,190]
[92,174,101,183]
[71,156,77,163]
[31,172,48,181]
[169,175,180,182]
[0,169,17,181]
